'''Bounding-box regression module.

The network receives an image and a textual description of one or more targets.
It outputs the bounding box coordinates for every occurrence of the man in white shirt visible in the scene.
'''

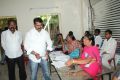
[101,29,117,69]
[1,20,26,80]
[24,18,53,80]
[94,29,103,48]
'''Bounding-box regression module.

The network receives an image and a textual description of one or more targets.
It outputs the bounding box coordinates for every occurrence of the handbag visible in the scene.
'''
[69,48,80,59]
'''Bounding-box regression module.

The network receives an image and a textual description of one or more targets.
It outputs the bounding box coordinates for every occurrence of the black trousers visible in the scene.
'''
[6,55,27,80]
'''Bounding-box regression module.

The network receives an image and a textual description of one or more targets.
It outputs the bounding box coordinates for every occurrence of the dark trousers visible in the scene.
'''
[6,55,27,80]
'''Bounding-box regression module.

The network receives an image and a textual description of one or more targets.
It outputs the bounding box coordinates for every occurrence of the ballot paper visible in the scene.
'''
[52,61,66,68]
[54,56,70,62]
[50,51,70,68]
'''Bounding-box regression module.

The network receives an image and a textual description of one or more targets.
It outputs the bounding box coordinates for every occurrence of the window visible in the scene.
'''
[90,0,120,54]
[90,0,120,39]
[38,14,60,40]
[0,16,17,30]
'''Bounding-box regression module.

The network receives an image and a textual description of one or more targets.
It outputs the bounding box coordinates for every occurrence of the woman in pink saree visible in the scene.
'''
[66,34,102,80]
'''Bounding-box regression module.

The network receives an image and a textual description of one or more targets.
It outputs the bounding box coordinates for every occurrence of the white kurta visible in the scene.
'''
[24,28,53,63]
[101,37,117,58]
[1,30,23,58]
[95,35,103,48]
[101,37,117,69]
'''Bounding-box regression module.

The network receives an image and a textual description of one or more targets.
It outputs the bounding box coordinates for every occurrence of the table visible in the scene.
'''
[49,51,85,80]
[49,51,70,68]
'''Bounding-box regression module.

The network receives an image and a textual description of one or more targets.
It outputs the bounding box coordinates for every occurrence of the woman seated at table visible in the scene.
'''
[66,34,102,80]
[64,34,80,59]
[54,33,64,51]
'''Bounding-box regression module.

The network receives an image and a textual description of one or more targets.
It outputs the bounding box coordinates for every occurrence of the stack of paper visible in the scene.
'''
[50,51,70,68]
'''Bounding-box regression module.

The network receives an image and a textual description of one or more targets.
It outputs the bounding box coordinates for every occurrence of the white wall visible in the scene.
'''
[0,0,89,40]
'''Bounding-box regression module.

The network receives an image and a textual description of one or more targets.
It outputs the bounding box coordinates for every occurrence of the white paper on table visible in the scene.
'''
[50,51,64,56]
[50,51,70,68]
[52,61,66,68]
[52,55,70,68]
[50,51,69,60]
[54,55,70,62]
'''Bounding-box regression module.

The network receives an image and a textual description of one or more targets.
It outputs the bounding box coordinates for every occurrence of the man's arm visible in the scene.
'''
[1,32,6,50]
[96,36,103,48]
[100,40,105,54]
[24,33,33,55]
[45,32,53,60]
[31,51,41,59]
[101,40,109,55]
[19,32,24,53]
[46,32,53,51]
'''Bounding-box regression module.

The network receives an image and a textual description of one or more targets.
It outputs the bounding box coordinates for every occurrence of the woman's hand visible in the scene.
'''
[65,59,73,66]
[92,58,96,61]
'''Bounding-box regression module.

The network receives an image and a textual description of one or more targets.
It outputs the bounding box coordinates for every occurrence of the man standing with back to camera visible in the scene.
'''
[24,17,53,80]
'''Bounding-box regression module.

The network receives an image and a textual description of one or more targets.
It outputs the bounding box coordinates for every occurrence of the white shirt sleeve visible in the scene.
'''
[24,33,33,55]
[46,32,53,51]
[1,32,6,50]
[19,32,23,45]
[95,36,102,47]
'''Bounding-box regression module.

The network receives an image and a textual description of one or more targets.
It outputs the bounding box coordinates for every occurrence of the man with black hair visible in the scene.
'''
[68,31,73,36]
[1,19,26,80]
[94,29,102,48]
[101,29,117,69]
[24,17,52,80]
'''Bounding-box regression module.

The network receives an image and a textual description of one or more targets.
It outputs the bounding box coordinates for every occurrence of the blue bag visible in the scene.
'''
[69,48,80,59]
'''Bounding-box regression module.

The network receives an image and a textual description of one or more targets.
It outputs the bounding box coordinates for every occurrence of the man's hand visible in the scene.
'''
[35,53,41,60]
[45,51,49,61]
[96,44,99,47]
[31,51,41,59]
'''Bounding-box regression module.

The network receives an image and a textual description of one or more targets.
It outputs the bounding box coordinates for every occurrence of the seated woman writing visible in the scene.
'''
[66,34,102,80]
[64,34,80,59]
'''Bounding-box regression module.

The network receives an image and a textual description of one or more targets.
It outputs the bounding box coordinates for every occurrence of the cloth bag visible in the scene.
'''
[69,48,80,59]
